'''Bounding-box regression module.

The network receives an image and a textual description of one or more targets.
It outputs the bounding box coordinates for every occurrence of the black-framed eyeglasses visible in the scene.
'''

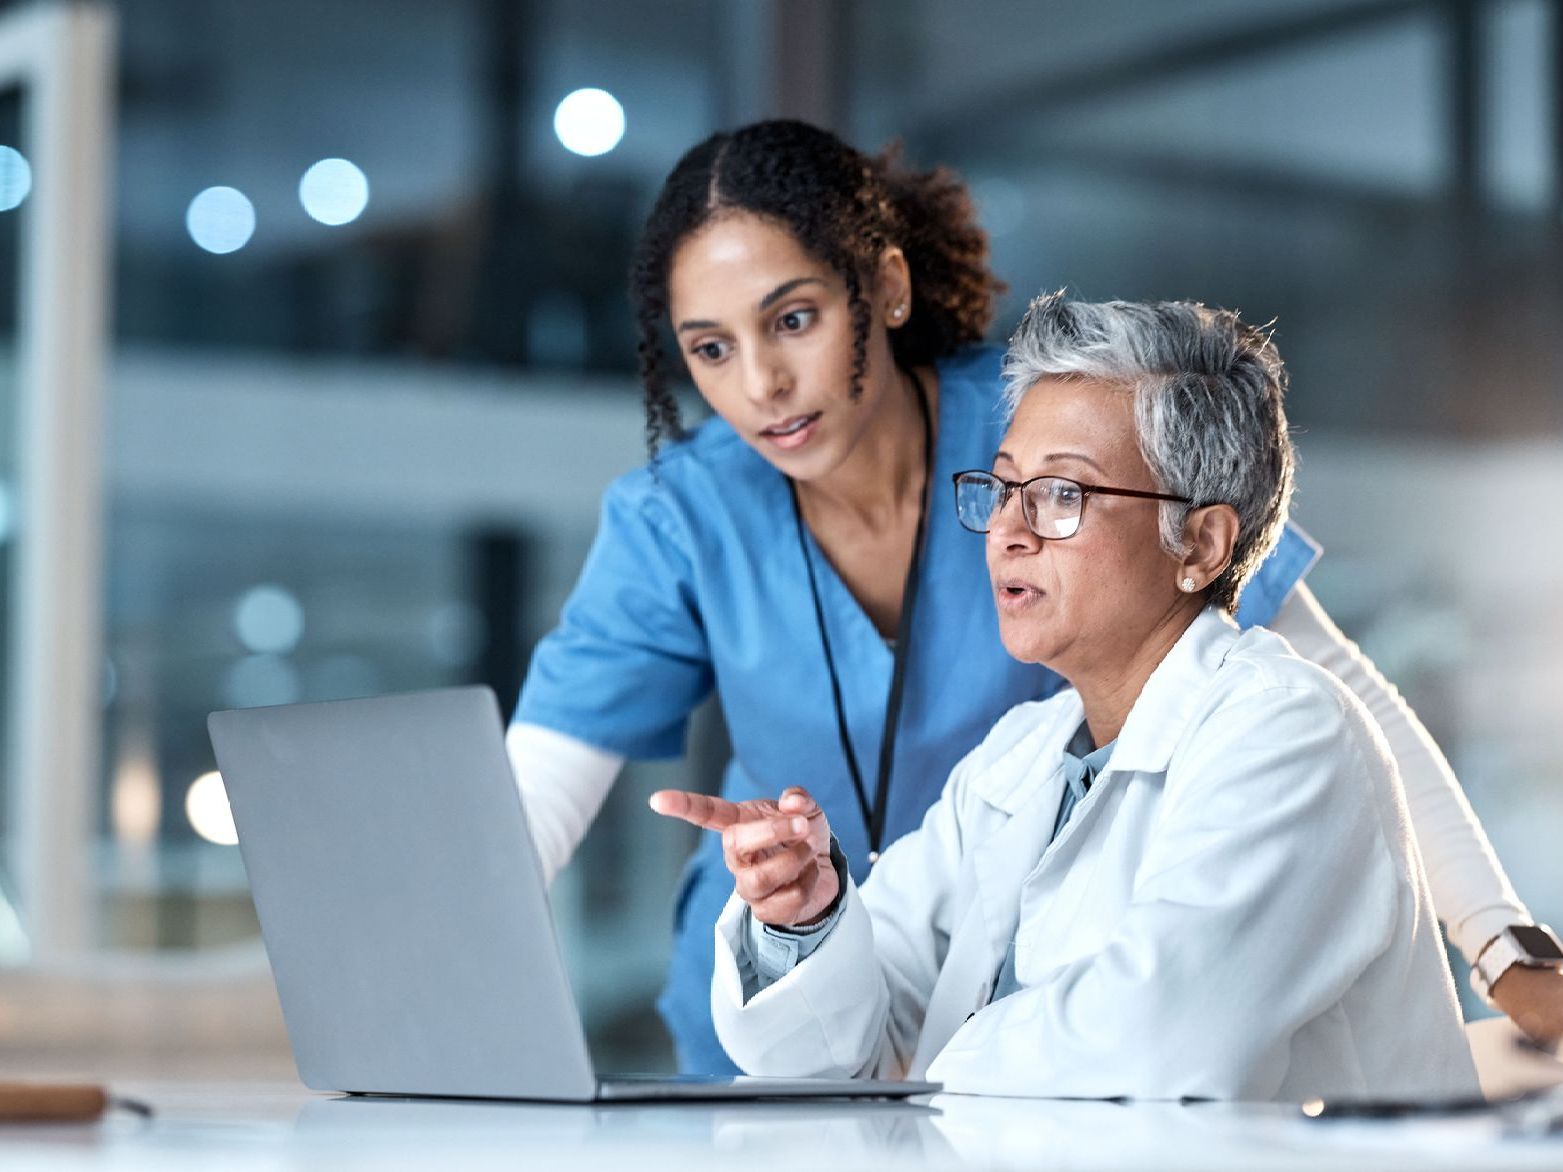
[951,469,1192,541]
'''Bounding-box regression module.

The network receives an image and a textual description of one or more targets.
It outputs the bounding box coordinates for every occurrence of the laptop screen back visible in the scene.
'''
[210,687,598,1100]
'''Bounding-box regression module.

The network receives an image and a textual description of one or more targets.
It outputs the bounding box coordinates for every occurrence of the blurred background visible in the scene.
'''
[0,0,1559,1078]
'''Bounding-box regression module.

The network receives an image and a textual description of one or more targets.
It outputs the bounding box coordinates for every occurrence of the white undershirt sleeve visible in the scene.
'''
[504,721,625,886]
[1269,582,1529,963]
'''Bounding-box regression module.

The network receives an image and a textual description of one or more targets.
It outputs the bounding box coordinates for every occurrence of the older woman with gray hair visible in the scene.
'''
[653,294,1479,1100]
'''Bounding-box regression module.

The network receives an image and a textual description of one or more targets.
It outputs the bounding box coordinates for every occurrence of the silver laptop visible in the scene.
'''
[209,686,937,1102]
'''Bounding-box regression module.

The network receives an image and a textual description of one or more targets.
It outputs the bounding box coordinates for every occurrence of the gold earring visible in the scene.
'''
[1180,577,1196,592]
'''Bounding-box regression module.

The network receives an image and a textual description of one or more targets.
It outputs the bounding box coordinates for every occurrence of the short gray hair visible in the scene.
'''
[1001,292,1295,613]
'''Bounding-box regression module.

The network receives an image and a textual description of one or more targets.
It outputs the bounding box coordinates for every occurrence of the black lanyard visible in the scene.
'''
[789,368,933,864]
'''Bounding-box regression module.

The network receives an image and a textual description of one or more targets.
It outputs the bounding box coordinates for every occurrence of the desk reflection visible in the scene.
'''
[292,1091,1532,1171]
[295,1094,951,1167]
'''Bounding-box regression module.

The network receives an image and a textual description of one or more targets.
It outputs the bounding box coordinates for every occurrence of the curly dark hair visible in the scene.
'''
[630,119,1004,457]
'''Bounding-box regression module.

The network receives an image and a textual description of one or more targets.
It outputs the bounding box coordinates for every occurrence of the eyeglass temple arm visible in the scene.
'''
[1086,485,1192,504]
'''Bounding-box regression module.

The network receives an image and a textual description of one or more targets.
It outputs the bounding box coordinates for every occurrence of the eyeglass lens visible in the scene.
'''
[955,474,1082,540]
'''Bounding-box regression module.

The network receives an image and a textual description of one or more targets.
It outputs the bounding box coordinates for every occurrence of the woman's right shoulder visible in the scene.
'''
[601,415,767,536]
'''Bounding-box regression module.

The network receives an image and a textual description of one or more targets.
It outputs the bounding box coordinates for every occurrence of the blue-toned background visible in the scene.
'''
[0,0,1558,1077]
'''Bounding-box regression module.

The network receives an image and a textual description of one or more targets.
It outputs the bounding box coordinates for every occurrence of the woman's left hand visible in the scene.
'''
[1491,964,1563,1050]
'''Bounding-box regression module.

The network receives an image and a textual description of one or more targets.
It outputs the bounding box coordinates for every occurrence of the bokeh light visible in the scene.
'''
[234,584,305,654]
[0,146,32,212]
[186,186,256,254]
[299,158,370,225]
[553,88,625,157]
[186,771,239,846]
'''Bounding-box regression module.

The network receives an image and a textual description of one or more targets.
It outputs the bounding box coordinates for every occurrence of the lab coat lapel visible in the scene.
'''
[1105,607,1239,776]
[908,756,1068,1077]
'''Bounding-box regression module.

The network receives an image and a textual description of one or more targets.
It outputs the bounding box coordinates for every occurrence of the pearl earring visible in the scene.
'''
[891,305,906,320]
[1180,577,1196,592]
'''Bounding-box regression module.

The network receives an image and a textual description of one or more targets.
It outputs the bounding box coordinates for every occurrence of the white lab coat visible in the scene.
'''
[712,609,1479,1101]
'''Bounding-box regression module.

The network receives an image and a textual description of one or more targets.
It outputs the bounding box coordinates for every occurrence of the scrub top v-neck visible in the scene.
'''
[514,345,1320,1073]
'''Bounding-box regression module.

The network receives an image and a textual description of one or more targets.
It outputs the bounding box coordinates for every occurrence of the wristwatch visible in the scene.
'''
[1471,924,1563,1006]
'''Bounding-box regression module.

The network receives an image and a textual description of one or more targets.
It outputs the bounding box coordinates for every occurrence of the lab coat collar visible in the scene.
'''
[1098,606,1239,776]
[969,607,1238,815]
[968,696,1081,815]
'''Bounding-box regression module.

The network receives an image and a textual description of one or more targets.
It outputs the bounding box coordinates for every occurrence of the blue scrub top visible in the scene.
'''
[515,346,1319,1073]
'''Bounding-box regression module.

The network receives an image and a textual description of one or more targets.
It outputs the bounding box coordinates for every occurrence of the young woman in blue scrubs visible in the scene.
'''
[512,120,1562,1073]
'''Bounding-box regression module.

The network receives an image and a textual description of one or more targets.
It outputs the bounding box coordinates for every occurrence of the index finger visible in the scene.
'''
[648,789,744,831]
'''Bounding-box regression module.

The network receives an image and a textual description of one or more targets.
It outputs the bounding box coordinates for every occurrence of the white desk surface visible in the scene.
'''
[3,1079,1562,1171]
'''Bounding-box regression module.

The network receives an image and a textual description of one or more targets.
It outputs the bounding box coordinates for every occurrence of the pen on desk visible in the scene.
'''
[1301,1093,1493,1120]
[0,1082,155,1123]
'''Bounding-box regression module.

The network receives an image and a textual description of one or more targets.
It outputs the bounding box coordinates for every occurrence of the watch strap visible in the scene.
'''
[1471,924,1563,1005]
